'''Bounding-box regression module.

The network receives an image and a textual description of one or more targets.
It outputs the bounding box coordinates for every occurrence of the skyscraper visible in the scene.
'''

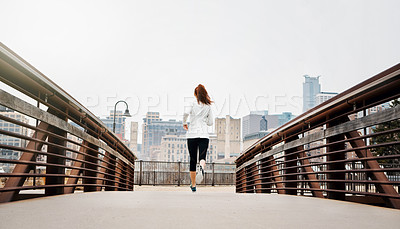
[128,121,138,155]
[303,75,321,112]
[142,112,161,160]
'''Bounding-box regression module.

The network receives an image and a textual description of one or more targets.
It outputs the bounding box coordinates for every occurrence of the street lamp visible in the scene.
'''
[113,100,131,133]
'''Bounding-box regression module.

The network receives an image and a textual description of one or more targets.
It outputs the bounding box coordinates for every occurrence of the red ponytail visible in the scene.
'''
[194,84,213,105]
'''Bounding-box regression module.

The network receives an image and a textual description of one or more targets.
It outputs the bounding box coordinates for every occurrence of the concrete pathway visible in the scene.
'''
[0,187,399,229]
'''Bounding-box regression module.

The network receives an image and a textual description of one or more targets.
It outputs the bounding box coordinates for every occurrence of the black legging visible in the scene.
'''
[187,138,209,172]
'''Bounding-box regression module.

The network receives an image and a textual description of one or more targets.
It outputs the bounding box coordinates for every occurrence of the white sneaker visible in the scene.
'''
[195,166,205,184]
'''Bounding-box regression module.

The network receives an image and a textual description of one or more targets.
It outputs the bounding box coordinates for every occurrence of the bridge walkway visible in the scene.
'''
[0,186,399,229]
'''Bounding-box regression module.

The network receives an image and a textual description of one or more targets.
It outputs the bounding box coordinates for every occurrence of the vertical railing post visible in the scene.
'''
[259,158,271,193]
[153,162,156,186]
[105,154,116,191]
[212,162,215,186]
[204,163,208,186]
[248,162,257,193]
[121,162,128,190]
[131,165,136,191]
[83,142,99,192]
[139,160,143,186]
[326,117,346,201]
[254,161,262,193]
[178,161,181,186]
[127,164,135,191]
[45,109,67,196]
[115,159,123,191]
[284,136,299,196]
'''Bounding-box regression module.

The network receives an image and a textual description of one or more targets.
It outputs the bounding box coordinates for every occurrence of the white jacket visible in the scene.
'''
[183,100,213,139]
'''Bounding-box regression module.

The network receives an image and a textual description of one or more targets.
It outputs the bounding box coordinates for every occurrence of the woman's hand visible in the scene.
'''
[183,124,188,130]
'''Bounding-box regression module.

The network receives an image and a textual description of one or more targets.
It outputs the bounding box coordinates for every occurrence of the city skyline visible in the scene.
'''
[1,1,400,218]
[2,0,399,144]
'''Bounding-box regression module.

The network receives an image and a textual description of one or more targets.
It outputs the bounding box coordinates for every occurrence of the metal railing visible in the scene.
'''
[135,160,235,186]
[236,63,400,209]
[0,43,136,203]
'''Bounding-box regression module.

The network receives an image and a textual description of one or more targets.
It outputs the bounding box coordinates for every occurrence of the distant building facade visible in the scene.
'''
[243,131,269,151]
[242,110,296,148]
[303,75,339,112]
[242,110,296,150]
[215,115,241,159]
[158,134,218,163]
[242,110,268,138]
[141,112,161,160]
[303,75,321,112]
[315,92,338,105]
[128,121,138,156]
[100,110,127,140]
[141,112,185,160]
[0,108,29,173]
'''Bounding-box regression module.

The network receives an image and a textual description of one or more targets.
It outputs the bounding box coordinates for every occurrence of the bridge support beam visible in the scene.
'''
[268,156,285,194]
[0,122,50,203]
[83,142,99,192]
[246,162,257,193]
[298,151,324,198]
[105,154,117,191]
[120,161,128,191]
[259,157,271,193]
[253,161,262,193]
[284,136,299,195]
[45,109,67,196]
[236,168,245,193]
[126,162,134,191]
[115,159,123,191]
[345,130,400,209]
[64,141,88,194]
[326,119,346,201]
[284,136,324,197]
[96,151,112,191]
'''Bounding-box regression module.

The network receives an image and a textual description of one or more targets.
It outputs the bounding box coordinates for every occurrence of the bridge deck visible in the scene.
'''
[0,187,399,228]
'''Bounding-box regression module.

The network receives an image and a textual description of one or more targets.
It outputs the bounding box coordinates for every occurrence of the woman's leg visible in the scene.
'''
[198,138,209,169]
[187,138,198,187]
[190,171,196,187]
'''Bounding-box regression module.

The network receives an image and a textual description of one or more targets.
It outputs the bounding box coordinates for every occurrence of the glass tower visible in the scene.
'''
[303,75,321,112]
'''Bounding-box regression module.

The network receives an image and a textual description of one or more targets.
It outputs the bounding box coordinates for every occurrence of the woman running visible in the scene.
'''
[183,84,214,192]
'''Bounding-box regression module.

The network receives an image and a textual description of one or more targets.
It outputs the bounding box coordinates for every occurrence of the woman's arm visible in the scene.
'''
[183,101,193,130]
[206,106,214,126]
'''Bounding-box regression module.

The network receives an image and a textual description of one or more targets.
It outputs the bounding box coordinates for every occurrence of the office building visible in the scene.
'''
[100,110,128,140]
[243,131,269,151]
[316,92,338,105]
[141,112,185,160]
[159,134,218,163]
[128,121,138,155]
[0,108,29,173]
[242,110,296,140]
[215,115,241,159]
[303,75,321,112]
[242,110,268,138]
[141,112,161,160]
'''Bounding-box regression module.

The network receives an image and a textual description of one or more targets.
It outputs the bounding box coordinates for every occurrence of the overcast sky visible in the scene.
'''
[1,0,400,142]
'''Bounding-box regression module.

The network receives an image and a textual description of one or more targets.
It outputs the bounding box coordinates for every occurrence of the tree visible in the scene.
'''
[372,99,400,165]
